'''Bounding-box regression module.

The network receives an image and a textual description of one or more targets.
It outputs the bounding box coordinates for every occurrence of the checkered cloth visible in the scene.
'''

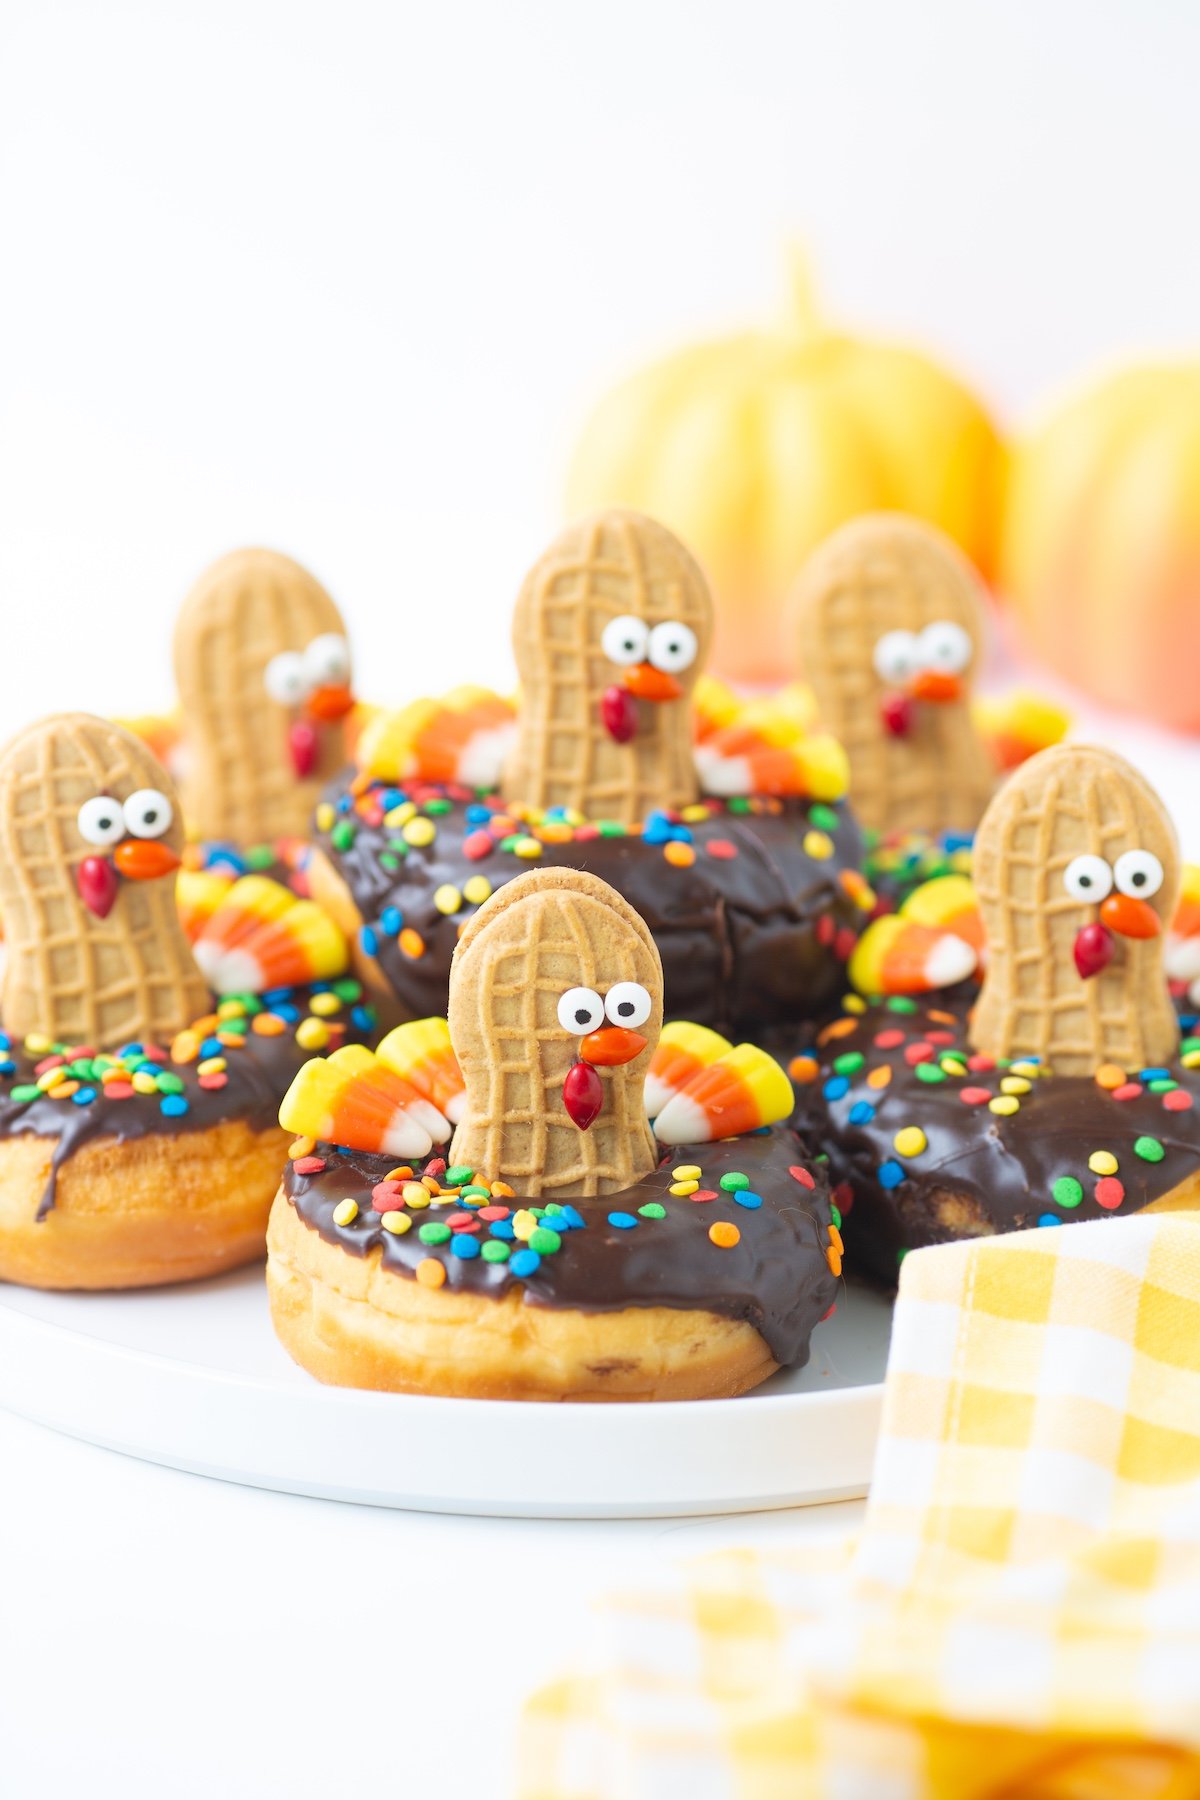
[520,1214,1200,1799]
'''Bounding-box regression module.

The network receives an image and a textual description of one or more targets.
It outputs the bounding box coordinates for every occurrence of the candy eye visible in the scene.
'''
[873,629,921,685]
[1113,849,1164,900]
[647,621,698,675]
[303,633,351,688]
[556,987,606,1034]
[603,981,652,1028]
[77,795,125,847]
[264,651,310,705]
[918,619,972,675]
[1063,855,1113,902]
[601,616,649,667]
[123,788,173,840]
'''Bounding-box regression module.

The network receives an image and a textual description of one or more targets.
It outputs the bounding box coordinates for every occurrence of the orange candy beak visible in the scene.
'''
[623,663,682,703]
[579,1026,648,1067]
[909,670,963,704]
[307,683,356,723]
[1099,893,1162,939]
[113,839,181,881]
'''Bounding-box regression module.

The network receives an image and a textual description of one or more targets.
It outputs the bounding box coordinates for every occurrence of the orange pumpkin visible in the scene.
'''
[1003,364,1200,731]
[567,259,1004,685]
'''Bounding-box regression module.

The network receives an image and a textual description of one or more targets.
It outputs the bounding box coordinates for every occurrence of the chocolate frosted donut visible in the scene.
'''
[310,781,867,1035]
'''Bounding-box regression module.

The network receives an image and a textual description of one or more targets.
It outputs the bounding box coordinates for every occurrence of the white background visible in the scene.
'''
[2,5,1199,1796]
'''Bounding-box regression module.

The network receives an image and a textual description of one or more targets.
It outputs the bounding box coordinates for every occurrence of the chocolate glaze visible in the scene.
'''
[789,990,1200,1286]
[284,1129,838,1370]
[317,782,866,1035]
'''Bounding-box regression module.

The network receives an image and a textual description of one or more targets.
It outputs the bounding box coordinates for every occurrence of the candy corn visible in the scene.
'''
[653,1043,794,1145]
[691,674,742,740]
[376,1017,467,1123]
[1166,863,1200,985]
[693,689,849,800]
[899,874,984,955]
[644,1021,732,1119]
[176,869,234,945]
[355,687,517,787]
[279,1044,451,1157]
[973,691,1070,772]
[192,875,348,995]
[849,915,977,998]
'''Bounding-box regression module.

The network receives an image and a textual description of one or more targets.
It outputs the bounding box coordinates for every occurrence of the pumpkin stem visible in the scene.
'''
[784,244,821,339]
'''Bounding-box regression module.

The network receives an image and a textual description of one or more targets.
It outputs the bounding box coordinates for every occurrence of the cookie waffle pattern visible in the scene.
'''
[173,547,345,842]
[972,744,1180,1073]
[794,514,995,834]
[0,715,208,1049]
[448,870,660,1197]
[504,510,711,826]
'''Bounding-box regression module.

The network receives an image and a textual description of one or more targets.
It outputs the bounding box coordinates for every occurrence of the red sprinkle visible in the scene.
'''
[198,1072,228,1091]
[820,1302,837,1322]
[425,1158,447,1178]
[816,914,835,947]
[450,1217,481,1235]
[834,927,858,962]
[789,1165,816,1189]
[104,1081,135,1100]
[292,1156,328,1175]
[1113,1083,1143,1102]
[463,830,494,861]
[34,1055,66,1076]
[574,823,601,841]
[705,838,737,860]
[1095,1177,1125,1210]
[1163,1089,1193,1112]
[904,1043,935,1065]
[968,1054,996,1072]
[960,1087,992,1106]
[874,1029,905,1050]
[478,1205,511,1222]
[832,1182,854,1214]
[371,1181,403,1211]
[689,1189,718,1203]
[926,1030,956,1046]
[445,1211,475,1229]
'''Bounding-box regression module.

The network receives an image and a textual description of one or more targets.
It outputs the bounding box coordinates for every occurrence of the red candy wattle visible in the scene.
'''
[880,693,914,738]
[289,719,319,778]
[562,1059,604,1130]
[76,855,119,919]
[600,684,638,744]
[1074,921,1115,980]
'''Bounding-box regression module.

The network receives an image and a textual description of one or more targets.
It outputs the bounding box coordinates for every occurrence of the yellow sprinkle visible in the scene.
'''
[512,1208,538,1241]
[197,1056,227,1076]
[1095,1063,1126,1089]
[332,1199,359,1227]
[309,992,342,1018]
[669,1180,699,1196]
[23,1034,53,1056]
[672,1164,702,1180]
[434,884,462,915]
[1009,1061,1041,1079]
[490,1180,515,1198]
[1089,1150,1119,1176]
[803,830,834,861]
[513,836,543,859]
[289,1137,316,1159]
[36,1068,68,1092]
[132,1071,160,1095]
[402,816,436,847]
[1183,1050,1200,1070]
[893,1126,927,1157]
[1000,1076,1031,1096]
[315,801,336,832]
[295,1017,330,1050]
[844,994,866,1014]
[384,801,416,827]
[216,998,247,1021]
[989,1095,1020,1116]
[462,875,493,906]
[382,1211,412,1235]
[402,1182,431,1209]
[681,804,710,823]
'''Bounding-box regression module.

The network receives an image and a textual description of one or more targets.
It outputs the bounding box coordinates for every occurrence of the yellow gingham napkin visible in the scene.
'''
[520,1214,1200,1799]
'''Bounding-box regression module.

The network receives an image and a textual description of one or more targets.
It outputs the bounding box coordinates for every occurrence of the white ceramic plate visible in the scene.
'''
[0,1270,890,1517]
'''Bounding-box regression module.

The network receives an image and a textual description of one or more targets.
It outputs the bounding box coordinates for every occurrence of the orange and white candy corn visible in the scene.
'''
[849,915,977,998]
[175,869,234,945]
[644,1021,732,1119]
[192,875,347,994]
[376,1017,467,1124]
[355,687,517,788]
[653,1043,794,1145]
[279,1044,451,1158]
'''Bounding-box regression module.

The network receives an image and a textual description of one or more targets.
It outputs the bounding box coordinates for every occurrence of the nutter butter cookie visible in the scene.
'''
[267,869,839,1401]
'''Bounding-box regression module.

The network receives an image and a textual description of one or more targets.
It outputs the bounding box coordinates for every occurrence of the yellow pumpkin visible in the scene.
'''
[567,259,1004,684]
[1002,364,1200,732]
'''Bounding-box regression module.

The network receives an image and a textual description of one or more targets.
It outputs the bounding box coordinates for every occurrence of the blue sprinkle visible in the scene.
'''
[160,1095,189,1118]
[351,1005,375,1032]
[465,803,492,826]
[543,805,570,821]
[643,810,674,845]
[823,1076,850,1102]
[336,794,353,814]
[379,788,403,811]
[848,1101,876,1126]
[118,1043,144,1059]
[1180,1012,1200,1031]
[72,1087,97,1105]
[360,925,379,957]
[262,987,293,1008]
[608,1211,638,1230]
[200,1037,224,1059]
[380,906,403,936]
[558,1205,585,1231]
[943,832,974,853]
[449,1234,481,1259]
[489,1219,516,1240]
[510,1248,541,1278]
[669,824,693,844]
[1037,1213,1063,1228]
[311,981,331,993]
[734,1189,763,1209]
[750,1124,770,1135]
[878,1160,905,1190]
[0,1032,11,1052]
[0,1059,15,1077]
[1139,1067,1170,1083]
[272,1003,301,1024]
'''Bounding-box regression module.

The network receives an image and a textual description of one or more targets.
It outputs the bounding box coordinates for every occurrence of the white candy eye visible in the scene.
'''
[918,619,972,675]
[1063,855,1113,902]
[1114,849,1164,900]
[603,981,652,1028]
[77,795,125,847]
[873,629,921,685]
[122,788,173,840]
[647,620,698,675]
[303,633,351,688]
[601,615,649,667]
[557,987,605,1034]
[264,651,310,705]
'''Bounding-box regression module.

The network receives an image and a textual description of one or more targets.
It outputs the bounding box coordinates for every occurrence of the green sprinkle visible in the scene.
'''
[246,844,276,871]
[829,1202,842,1230]
[330,820,357,852]
[809,804,840,833]
[10,1084,40,1103]
[727,796,751,814]
[528,1227,561,1255]
[481,1239,510,1263]
[597,820,627,836]
[231,992,264,1014]
[379,853,401,873]
[418,1221,451,1245]
[637,1202,666,1219]
[1148,1079,1177,1094]
[499,835,521,852]
[331,978,363,1002]
[384,837,410,855]
[459,1186,490,1202]
[719,1171,749,1192]
[833,1051,864,1076]
[424,798,452,815]
[886,996,919,1014]
[530,1206,546,1219]
[1134,1136,1165,1163]
[443,1165,473,1187]
[1052,1176,1083,1209]
[155,1072,185,1095]
[916,1064,947,1085]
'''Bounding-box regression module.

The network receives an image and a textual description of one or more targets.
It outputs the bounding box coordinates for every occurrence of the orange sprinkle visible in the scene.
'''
[709,1220,740,1249]
[817,1016,858,1045]
[534,822,574,844]
[490,1180,515,1198]
[51,1080,79,1098]
[384,1166,414,1182]
[827,1249,843,1277]
[422,1175,442,1194]
[489,815,517,837]
[216,1029,245,1048]
[1095,1063,1126,1090]
[927,1010,958,1027]
[190,1013,219,1035]
[252,1012,286,1036]
[867,1065,892,1090]
[828,1223,844,1257]
[416,1258,446,1289]
[399,927,425,959]
[789,1054,819,1084]
[663,840,695,868]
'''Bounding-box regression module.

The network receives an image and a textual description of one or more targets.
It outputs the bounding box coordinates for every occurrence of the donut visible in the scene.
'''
[309,510,869,1035]
[0,714,375,1290]
[267,868,840,1400]
[790,743,1200,1285]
